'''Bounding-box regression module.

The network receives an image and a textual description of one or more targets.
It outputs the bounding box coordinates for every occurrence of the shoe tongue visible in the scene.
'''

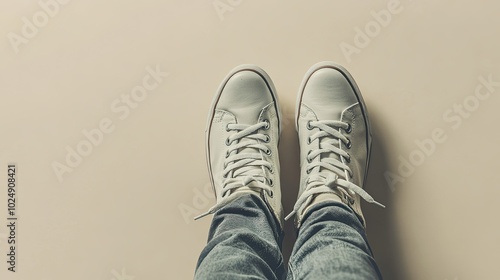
[317,137,345,179]
[231,186,262,196]
[236,136,260,153]
[231,107,260,127]
[228,177,265,198]
[230,137,266,180]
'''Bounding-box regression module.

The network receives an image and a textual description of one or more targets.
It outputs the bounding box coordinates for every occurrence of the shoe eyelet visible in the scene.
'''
[268,178,274,186]
[345,124,352,134]
[225,138,232,146]
[348,197,355,204]
[225,150,230,158]
[264,135,270,143]
[345,139,352,149]
[345,155,350,163]
[306,120,313,130]
[265,148,272,156]
[307,137,312,145]
[307,151,312,163]
[263,119,270,130]
[269,190,274,197]
[267,166,274,174]
[306,169,311,174]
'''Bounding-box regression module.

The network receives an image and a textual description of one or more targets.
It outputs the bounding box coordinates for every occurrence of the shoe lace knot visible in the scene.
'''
[285,120,384,221]
[195,120,274,220]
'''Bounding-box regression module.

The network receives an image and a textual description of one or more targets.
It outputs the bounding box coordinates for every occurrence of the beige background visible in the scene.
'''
[1,0,499,279]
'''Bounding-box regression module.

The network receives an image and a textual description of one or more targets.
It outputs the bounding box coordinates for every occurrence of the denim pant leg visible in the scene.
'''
[195,194,285,280]
[287,201,382,280]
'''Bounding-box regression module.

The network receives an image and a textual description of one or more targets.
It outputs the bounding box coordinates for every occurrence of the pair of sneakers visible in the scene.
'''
[195,62,384,229]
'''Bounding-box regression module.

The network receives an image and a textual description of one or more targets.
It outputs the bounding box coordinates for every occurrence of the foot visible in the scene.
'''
[195,65,284,229]
[286,61,384,227]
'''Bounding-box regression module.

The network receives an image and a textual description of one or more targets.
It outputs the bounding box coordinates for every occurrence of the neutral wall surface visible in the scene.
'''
[1,1,499,279]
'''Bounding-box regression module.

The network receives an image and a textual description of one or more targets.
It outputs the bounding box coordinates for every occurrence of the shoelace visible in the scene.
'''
[285,120,384,221]
[195,121,274,220]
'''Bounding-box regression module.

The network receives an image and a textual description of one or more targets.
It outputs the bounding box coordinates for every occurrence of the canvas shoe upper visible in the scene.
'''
[285,62,384,228]
[195,65,284,229]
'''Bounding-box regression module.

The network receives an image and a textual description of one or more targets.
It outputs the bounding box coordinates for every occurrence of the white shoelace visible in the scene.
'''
[285,120,384,221]
[195,121,274,220]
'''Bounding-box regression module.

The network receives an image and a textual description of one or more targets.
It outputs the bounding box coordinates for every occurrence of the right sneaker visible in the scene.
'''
[285,62,384,228]
[195,65,284,230]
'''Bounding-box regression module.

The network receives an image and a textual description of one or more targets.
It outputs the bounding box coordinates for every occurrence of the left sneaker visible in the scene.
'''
[195,65,284,229]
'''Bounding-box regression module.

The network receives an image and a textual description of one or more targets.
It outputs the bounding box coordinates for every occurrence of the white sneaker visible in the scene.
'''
[195,65,284,229]
[285,62,384,228]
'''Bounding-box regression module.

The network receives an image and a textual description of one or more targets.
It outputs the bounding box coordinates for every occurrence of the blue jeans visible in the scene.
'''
[194,194,382,280]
